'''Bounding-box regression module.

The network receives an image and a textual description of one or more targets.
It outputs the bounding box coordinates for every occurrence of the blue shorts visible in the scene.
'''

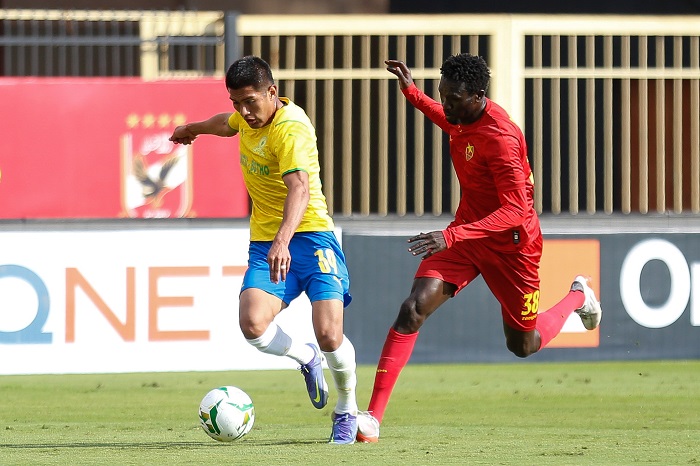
[241,231,352,307]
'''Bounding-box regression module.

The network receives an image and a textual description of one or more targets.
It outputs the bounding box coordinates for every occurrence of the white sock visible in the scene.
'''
[323,335,358,415]
[245,322,314,365]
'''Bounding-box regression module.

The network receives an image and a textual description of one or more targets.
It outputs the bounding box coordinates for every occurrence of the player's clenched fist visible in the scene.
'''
[169,125,197,145]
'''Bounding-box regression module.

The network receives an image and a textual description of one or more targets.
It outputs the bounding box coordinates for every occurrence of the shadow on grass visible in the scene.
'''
[0,439,322,449]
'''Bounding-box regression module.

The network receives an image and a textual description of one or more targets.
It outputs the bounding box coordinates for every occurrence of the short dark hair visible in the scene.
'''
[225,55,274,91]
[440,53,490,95]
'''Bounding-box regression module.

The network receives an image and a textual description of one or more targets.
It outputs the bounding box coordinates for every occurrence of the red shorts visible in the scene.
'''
[414,233,543,331]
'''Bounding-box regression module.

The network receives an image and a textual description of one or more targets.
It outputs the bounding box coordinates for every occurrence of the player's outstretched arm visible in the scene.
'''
[385,59,414,90]
[170,112,237,145]
[387,58,450,132]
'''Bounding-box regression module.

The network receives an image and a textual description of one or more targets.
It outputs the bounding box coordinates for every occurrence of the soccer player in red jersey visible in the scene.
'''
[355,54,602,443]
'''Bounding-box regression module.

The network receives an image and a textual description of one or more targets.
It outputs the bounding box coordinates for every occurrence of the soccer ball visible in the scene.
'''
[198,386,255,442]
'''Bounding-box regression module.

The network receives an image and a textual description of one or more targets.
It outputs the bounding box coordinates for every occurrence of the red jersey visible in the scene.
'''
[402,84,541,252]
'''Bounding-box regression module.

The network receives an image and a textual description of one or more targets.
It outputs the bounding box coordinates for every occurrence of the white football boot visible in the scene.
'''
[355,411,380,443]
[571,275,602,330]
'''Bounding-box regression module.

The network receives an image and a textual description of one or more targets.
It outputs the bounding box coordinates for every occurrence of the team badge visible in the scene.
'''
[120,113,194,218]
[465,143,475,161]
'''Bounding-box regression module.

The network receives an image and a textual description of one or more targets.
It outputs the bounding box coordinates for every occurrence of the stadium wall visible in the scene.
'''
[0,216,698,375]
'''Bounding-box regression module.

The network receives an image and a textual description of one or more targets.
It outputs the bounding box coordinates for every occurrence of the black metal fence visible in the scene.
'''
[0,10,224,78]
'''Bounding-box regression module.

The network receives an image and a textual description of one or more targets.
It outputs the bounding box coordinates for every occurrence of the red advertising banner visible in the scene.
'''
[0,78,248,219]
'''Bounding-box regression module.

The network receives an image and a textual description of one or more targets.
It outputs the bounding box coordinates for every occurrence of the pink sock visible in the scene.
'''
[536,290,585,349]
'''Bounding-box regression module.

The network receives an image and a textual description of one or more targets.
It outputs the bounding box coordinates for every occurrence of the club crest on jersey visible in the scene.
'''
[465,143,475,161]
[120,113,194,218]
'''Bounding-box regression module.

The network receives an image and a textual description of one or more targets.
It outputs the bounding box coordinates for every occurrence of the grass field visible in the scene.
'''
[1,360,698,465]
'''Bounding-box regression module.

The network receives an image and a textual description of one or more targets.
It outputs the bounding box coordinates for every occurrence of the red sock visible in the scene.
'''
[366,328,418,424]
[536,290,585,349]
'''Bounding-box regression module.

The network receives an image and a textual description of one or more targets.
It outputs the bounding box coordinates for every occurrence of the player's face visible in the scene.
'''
[228,84,278,128]
[438,77,482,125]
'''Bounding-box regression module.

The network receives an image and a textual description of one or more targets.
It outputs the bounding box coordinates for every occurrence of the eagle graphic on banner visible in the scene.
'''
[120,113,193,218]
[132,153,180,204]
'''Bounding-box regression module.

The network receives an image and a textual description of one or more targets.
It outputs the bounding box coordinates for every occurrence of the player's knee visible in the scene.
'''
[314,329,343,352]
[506,339,537,358]
[239,316,267,340]
[394,298,425,333]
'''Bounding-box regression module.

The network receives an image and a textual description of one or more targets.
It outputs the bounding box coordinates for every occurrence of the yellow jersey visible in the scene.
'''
[228,98,334,241]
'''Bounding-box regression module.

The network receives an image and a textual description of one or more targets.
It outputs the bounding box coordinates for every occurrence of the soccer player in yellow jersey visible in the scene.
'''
[170,56,358,444]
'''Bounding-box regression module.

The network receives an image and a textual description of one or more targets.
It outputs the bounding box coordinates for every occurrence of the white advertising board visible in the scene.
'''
[0,228,319,374]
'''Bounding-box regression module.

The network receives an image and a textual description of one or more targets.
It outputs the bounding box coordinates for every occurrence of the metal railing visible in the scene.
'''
[0,10,224,78]
[235,14,700,217]
[2,11,699,216]
[520,17,700,215]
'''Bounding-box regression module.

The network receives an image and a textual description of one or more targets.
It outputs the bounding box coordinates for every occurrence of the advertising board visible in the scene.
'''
[0,78,248,219]
[0,228,315,374]
[2,226,699,373]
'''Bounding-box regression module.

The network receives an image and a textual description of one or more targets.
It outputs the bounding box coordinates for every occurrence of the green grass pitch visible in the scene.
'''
[1,361,698,465]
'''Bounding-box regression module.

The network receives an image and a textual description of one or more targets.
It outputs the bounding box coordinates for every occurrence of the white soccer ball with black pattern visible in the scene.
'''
[198,386,255,442]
